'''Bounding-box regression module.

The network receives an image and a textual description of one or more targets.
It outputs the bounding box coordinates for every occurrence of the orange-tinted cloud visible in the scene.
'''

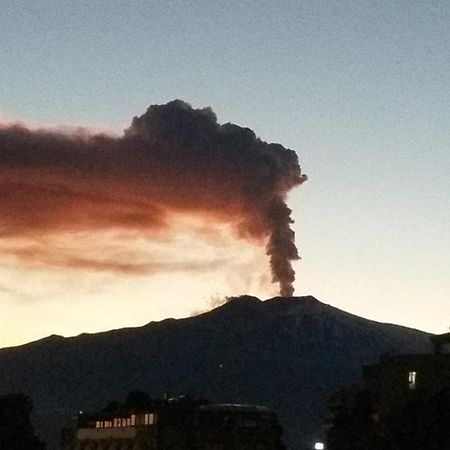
[2,245,229,275]
[0,101,306,295]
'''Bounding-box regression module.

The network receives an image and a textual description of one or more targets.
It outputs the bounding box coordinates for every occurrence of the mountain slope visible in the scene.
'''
[0,296,432,449]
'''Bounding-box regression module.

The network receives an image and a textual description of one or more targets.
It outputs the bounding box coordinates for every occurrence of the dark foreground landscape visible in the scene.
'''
[0,296,431,449]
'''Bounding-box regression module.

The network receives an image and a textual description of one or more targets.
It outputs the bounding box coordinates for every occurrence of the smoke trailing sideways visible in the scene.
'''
[0,100,306,296]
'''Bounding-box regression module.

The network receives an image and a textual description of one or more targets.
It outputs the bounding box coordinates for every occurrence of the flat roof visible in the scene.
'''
[198,404,271,413]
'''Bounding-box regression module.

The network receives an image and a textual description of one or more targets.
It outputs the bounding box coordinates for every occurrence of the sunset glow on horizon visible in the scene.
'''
[1,1,449,347]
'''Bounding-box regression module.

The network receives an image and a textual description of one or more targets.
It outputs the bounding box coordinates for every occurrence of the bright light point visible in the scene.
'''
[314,443,325,450]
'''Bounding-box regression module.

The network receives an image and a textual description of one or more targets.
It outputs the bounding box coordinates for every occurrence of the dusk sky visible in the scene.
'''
[1,0,449,348]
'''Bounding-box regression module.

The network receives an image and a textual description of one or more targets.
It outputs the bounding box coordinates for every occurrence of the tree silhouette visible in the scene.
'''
[0,393,45,449]
[327,388,380,450]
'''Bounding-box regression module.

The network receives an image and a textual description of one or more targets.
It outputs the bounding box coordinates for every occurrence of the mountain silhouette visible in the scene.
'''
[0,296,431,449]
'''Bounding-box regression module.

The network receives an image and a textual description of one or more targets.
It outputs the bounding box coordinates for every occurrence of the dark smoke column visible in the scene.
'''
[261,143,307,297]
[0,100,306,296]
[125,100,307,297]
[266,198,300,297]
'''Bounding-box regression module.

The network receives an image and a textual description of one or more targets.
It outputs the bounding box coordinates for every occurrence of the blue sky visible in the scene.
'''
[1,0,449,346]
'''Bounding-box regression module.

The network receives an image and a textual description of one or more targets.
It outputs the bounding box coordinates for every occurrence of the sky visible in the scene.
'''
[0,0,449,348]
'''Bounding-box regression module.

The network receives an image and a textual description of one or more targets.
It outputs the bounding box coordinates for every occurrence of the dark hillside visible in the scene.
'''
[0,296,432,450]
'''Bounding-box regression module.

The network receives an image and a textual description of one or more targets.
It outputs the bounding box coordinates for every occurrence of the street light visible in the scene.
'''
[314,443,325,450]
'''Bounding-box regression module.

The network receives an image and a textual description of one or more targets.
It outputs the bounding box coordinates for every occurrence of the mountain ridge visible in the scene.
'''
[1,295,427,352]
[0,296,432,450]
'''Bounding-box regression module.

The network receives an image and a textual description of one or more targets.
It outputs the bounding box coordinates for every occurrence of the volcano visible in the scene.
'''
[0,296,431,450]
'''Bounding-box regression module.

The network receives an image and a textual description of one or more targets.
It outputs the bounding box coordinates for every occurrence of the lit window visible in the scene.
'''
[95,421,101,428]
[131,414,136,426]
[408,371,417,389]
[122,418,127,427]
[143,413,155,425]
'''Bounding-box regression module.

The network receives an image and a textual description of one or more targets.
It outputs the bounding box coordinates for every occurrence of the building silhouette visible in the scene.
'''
[327,333,450,450]
[61,397,285,450]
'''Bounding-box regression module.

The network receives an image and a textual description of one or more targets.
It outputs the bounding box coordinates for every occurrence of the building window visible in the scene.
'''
[131,414,136,426]
[408,371,417,389]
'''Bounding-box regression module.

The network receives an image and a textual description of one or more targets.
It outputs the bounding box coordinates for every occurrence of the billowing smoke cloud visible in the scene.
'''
[0,100,306,296]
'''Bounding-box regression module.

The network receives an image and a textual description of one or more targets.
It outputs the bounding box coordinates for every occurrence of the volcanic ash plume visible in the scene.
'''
[0,100,306,296]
